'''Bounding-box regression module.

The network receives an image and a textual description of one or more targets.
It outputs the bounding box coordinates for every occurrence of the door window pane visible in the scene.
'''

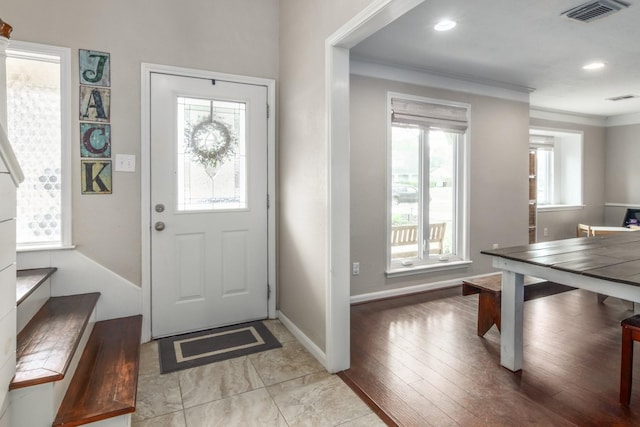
[176,97,246,211]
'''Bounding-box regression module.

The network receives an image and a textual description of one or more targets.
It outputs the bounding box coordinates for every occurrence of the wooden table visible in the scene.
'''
[481,233,640,372]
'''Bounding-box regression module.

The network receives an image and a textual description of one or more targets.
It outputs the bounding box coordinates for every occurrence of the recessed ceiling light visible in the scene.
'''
[582,61,606,70]
[434,19,456,31]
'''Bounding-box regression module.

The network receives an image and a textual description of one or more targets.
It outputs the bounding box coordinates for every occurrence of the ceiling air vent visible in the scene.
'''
[562,0,630,22]
[606,94,639,101]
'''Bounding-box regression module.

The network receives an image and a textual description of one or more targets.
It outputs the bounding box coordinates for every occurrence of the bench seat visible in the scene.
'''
[462,274,548,337]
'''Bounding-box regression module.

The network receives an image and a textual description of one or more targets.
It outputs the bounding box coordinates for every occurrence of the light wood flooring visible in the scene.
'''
[339,286,640,426]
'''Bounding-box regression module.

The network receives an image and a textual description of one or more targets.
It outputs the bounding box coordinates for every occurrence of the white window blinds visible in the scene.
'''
[391,97,468,133]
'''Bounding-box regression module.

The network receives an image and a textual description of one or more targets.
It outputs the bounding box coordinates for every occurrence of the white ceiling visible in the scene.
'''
[351,0,640,118]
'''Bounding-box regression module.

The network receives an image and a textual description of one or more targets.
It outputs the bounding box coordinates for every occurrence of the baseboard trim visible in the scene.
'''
[350,278,463,305]
[277,311,327,369]
[350,271,542,305]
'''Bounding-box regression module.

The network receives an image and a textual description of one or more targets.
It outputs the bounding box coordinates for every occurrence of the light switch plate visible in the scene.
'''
[115,154,136,172]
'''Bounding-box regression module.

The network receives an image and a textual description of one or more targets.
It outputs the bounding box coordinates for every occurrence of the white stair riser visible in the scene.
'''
[85,414,131,427]
[16,279,50,333]
[10,307,96,427]
[0,309,16,399]
[0,377,10,427]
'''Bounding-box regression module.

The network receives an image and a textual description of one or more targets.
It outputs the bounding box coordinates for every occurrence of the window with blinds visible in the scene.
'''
[387,94,470,275]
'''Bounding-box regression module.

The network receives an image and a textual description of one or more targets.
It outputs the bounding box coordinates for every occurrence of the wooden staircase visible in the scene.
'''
[10,268,142,427]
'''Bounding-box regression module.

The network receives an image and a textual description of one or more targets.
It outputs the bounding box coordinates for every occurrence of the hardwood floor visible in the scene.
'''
[339,286,640,426]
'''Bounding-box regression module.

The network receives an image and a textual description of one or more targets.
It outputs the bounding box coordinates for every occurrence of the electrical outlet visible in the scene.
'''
[543,227,549,237]
[352,262,360,276]
[492,243,499,249]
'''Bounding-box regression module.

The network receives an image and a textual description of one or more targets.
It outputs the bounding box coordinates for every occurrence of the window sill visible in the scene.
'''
[17,244,76,253]
[386,259,472,278]
[537,204,584,212]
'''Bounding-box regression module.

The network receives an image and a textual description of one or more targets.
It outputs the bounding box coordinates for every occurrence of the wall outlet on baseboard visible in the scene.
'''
[352,262,360,276]
[492,243,499,249]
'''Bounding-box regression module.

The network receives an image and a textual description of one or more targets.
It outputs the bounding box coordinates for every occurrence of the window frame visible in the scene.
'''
[530,128,584,211]
[7,41,72,250]
[531,143,554,206]
[386,92,471,277]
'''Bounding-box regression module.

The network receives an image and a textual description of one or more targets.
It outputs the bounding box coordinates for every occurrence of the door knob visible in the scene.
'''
[154,221,165,231]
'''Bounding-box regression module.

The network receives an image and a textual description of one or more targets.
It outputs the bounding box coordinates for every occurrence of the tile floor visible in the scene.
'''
[132,319,385,427]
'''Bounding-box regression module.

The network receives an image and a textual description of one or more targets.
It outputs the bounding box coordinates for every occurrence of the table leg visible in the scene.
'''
[500,270,524,371]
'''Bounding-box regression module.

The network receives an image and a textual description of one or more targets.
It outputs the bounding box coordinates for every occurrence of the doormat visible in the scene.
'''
[158,321,281,374]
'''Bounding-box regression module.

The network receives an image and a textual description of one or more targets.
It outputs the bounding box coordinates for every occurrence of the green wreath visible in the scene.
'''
[185,116,237,177]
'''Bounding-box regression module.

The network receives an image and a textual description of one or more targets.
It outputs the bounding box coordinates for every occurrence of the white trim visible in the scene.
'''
[17,244,75,252]
[325,0,426,373]
[386,260,473,278]
[0,122,22,186]
[16,249,142,321]
[385,92,471,274]
[277,310,327,367]
[537,204,584,212]
[352,59,531,104]
[351,278,462,304]
[605,202,640,208]
[141,63,277,343]
[59,47,72,248]
[0,37,8,127]
[606,112,640,127]
[326,0,425,48]
[530,107,607,127]
[529,126,584,207]
[531,107,640,128]
[325,45,351,373]
[6,41,72,247]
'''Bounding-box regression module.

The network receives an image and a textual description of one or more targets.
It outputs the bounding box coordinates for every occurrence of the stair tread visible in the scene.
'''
[10,292,100,389]
[16,267,57,305]
[53,315,143,427]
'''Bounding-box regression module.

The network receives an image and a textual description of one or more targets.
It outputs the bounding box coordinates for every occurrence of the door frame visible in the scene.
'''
[325,0,425,371]
[140,63,276,341]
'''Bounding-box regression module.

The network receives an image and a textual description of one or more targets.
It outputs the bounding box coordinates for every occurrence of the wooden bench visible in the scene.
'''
[462,274,550,337]
[390,223,446,258]
[391,225,419,258]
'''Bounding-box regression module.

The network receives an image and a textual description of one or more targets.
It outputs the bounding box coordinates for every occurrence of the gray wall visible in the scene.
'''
[605,124,640,204]
[349,75,530,296]
[530,118,606,239]
[278,0,374,351]
[4,0,279,285]
[604,123,640,226]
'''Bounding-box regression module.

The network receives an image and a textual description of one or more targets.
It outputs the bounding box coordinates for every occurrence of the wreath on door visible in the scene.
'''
[185,116,237,178]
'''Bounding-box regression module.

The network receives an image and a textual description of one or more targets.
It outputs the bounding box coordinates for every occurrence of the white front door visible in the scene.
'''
[150,72,269,338]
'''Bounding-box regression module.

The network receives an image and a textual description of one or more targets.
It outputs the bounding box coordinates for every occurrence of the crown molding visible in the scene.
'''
[530,108,607,127]
[530,107,640,127]
[605,112,640,127]
[350,58,530,104]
